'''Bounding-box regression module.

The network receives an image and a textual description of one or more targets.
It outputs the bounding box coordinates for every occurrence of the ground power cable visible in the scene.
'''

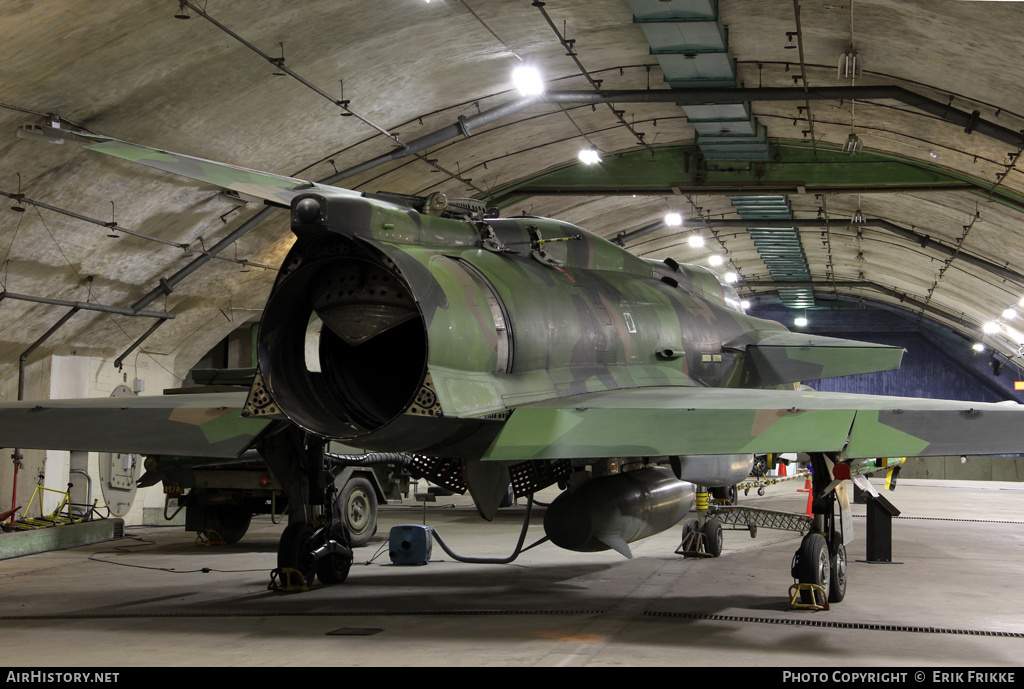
[428,494,550,564]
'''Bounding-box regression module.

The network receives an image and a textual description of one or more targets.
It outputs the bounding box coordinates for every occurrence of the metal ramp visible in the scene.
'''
[710,505,813,535]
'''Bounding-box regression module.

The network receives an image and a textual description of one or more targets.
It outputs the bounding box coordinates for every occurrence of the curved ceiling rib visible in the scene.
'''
[3,0,1024,376]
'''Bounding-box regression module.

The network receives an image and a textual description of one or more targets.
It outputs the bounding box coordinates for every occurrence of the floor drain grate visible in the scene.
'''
[643,611,1024,637]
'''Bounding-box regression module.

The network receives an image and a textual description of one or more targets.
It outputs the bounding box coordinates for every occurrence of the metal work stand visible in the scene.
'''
[863,492,902,564]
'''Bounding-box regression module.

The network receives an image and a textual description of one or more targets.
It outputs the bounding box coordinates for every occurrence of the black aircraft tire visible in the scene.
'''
[796,533,831,606]
[829,536,848,603]
[339,478,378,547]
[315,544,354,585]
[278,523,317,587]
[702,517,724,557]
[711,485,739,505]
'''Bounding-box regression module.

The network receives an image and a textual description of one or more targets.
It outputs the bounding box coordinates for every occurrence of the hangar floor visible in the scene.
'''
[1,477,1022,667]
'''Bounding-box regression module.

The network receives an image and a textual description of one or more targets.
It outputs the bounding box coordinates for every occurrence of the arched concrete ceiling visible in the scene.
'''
[2,0,1024,386]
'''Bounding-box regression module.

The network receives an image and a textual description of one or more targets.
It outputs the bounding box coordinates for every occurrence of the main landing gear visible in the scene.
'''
[677,515,724,558]
[676,487,725,558]
[790,453,848,609]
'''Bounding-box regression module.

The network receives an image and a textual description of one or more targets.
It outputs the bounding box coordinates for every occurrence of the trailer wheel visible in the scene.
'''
[202,504,251,544]
[339,477,378,547]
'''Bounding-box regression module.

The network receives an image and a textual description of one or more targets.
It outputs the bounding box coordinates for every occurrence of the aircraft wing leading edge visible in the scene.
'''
[0,391,272,458]
[480,387,1024,461]
[17,125,327,207]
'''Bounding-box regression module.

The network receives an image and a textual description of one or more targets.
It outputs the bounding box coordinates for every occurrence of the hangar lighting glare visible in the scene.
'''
[578,149,601,165]
[512,66,544,96]
[740,300,750,310]
[709,254,724,266]
[973,343,986,353]
[794,317,808,327]
[688,234,705,248]
[983,321,1001,334]
[724,271,738,284]
[664,212,683,226]
[1003,308,1018,320]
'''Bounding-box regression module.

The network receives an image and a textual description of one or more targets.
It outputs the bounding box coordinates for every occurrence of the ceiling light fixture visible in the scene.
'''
[271,43,286,76]
[1004,308,1018,320]
[664,212,682,227]
[983,321,1001,335]
[838,49,861,79]
[512,66,544,96]
[709,254,724,267]
[784,32,797,50]
[843,132,862,154]
[578,149,600,165]
[174,2,191,19]
[724,271,738,284]
[973,343,986,353]
[794,316,808,327]
[688,234,705,248]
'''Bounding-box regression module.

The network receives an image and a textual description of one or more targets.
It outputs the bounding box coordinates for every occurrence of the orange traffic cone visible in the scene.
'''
[778,461,787,477]
[798,475,813,515]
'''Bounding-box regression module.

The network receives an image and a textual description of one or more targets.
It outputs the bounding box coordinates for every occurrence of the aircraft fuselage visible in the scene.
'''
[252,190,783,458]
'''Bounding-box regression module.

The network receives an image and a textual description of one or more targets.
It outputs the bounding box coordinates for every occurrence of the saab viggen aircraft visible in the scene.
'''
[4,124,1024,601]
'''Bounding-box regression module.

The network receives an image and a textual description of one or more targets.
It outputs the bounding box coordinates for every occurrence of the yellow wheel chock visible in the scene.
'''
[788,583,829,611]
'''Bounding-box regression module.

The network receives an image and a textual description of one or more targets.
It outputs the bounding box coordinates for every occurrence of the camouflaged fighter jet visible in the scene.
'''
[5,125,1024,599]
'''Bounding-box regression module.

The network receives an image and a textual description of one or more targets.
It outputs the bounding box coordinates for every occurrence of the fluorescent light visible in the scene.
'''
[512,66,544,96]
[664,212,683,227]
[709,254,724,266]
[688,234,704,248]
[578,149,600,165]
[794,317,808,327]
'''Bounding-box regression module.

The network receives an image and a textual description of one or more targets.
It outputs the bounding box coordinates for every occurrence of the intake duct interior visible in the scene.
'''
[258,245,427,438]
